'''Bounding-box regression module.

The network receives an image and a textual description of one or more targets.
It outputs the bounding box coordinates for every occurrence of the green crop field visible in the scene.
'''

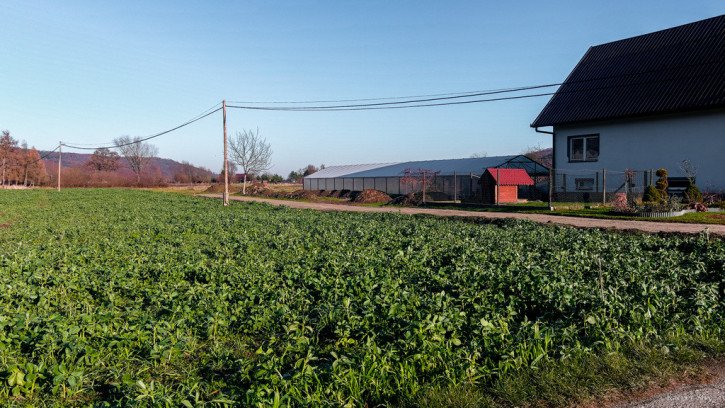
[0,189,723,407]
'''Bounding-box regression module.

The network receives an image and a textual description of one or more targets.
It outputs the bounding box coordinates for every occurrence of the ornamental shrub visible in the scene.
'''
[642,185,661,203]
[684,184,703,203]
[655,168,668,199]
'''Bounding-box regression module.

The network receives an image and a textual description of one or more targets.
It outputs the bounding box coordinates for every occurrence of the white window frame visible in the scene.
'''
[568,134,599,162]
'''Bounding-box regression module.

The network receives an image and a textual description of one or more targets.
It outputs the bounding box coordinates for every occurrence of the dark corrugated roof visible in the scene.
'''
[532,15,725,128]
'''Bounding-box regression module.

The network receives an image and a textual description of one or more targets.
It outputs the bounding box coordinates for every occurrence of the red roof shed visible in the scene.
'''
[479,169,534,204]
[484,168,534,186]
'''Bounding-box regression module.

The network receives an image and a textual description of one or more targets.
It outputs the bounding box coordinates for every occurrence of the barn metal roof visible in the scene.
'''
[532,14,725,128]
[305,155,541,179]
[484,168,534,186]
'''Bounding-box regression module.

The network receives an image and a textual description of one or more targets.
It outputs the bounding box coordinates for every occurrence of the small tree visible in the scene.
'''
[684,184,703,203]
[655,169,668,200]
[642,185,661,203]
[679,159,697,185]
[229,129,272,194]
[287,170,301,183]
[114,136,158,184]
[0,130,19,185]
[301,164,319,177]
[85,148,122,172]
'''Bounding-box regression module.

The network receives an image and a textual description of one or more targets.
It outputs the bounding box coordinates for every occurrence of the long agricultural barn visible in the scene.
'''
[303,155,548,201]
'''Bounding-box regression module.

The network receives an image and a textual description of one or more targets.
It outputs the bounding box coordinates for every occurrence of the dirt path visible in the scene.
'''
[199,194,725,236]
[612,361,725,408]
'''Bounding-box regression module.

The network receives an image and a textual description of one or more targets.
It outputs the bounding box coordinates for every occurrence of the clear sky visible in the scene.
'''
[2,1,723,177]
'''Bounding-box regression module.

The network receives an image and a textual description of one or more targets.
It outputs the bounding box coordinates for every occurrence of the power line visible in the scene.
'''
[228,92,557,111]
[226,55,724,110]
[227,65,724,112]
[63,104,223,150]
[226,85,551,104]
[12,144,62,168]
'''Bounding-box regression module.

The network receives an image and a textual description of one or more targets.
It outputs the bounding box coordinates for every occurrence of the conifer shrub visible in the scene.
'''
[642,185,661,203]
[655,169,668,199]
[684,184,702,203]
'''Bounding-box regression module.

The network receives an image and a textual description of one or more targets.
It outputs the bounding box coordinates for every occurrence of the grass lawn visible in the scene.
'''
[425,201,725,225]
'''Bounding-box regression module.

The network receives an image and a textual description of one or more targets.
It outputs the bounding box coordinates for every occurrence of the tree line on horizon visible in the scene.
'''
[0,129,323,188]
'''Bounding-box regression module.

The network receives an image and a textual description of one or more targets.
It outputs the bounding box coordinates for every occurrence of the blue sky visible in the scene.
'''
[2,1,723,176]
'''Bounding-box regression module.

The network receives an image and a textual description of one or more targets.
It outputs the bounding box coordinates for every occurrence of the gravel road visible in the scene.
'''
[199,194,725,237]
[614,367,725,408]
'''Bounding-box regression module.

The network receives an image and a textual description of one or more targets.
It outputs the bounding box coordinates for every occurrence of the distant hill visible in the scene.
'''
[40,151,214,181]
[526,147,552,168]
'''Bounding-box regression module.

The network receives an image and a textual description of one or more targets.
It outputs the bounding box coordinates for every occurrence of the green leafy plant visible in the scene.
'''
[0,189,723,407]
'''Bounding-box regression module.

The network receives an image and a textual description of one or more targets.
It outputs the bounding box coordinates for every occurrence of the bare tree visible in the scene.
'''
[229,128,272,194]
[113,136,159,184]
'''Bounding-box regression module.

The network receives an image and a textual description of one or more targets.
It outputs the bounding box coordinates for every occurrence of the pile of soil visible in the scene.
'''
[388,193,420,206]
[351,189,392,204]
[205,184,243,194]
[244,184,275,196]
[283,189,320,200]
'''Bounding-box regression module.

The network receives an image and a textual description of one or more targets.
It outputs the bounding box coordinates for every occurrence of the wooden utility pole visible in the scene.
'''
[223,100,229,206]
[57,141,62,192]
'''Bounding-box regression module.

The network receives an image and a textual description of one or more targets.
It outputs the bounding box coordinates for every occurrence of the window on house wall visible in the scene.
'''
[575,178,594,191]
[568,135,599,162]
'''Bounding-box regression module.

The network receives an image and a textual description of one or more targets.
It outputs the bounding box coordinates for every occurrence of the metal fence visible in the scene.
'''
[304,172,550,202]
[551,169,650,203]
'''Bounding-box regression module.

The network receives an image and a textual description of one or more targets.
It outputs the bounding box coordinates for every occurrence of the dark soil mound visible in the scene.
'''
[285,189,320,200]
[388,193,420,206]
[351,189,392,204]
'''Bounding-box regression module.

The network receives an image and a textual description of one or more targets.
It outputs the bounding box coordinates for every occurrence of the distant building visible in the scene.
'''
[532,15,725,199]
[303,155,547,201]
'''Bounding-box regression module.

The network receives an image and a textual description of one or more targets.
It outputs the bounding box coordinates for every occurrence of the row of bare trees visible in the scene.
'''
[0,131,48,186]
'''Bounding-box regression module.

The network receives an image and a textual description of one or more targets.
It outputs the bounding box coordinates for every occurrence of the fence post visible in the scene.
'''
[453,171,457,202]
[548,167,553,210]
[602,168,606,205]
[470,172,473,199]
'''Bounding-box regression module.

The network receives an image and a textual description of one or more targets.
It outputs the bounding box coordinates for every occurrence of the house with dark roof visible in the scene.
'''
[532,15,725,199]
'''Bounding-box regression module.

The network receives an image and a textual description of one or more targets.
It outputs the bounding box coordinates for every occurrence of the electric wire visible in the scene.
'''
[227,55,725,109]
[227,85,553,104]
[227,66,724,112]
[63,105,222,150]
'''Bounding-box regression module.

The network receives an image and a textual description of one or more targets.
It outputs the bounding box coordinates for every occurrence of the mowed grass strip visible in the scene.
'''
[0,189,723,407]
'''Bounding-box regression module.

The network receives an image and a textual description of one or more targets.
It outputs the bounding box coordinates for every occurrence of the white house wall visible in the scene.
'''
[553,110,725,194]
